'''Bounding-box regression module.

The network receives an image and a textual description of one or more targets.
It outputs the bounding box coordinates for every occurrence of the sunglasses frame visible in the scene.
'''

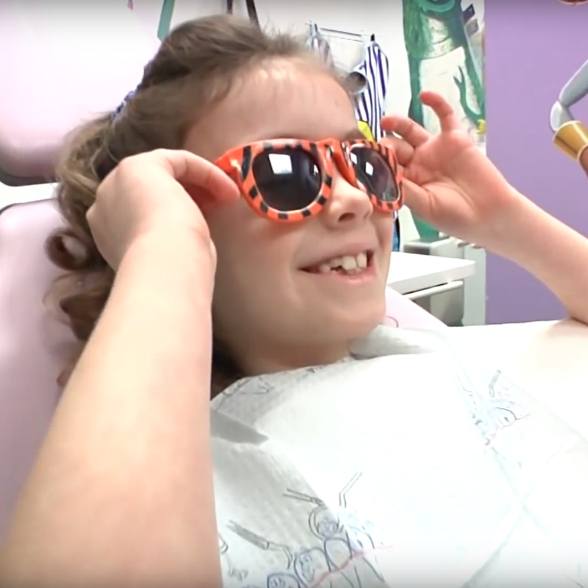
[214,137,403,223]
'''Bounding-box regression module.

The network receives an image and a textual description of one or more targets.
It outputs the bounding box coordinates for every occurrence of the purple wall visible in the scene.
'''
[485,0,588,323]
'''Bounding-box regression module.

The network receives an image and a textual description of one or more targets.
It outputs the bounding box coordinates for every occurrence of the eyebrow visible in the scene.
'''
[260,128,366,142]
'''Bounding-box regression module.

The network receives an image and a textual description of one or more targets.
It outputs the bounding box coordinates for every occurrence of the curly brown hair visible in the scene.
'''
[46,14,338,395]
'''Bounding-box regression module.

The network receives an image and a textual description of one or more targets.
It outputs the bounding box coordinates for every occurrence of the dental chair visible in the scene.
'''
[0,193,444,540]
[0,0,157,541]
[0,194,75,541]
[0,0,444,543]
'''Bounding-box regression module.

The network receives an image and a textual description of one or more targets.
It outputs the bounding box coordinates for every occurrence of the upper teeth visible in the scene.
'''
[318,251,368,273]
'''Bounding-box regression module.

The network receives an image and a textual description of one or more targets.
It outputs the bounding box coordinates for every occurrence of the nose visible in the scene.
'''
[320,169,373,229]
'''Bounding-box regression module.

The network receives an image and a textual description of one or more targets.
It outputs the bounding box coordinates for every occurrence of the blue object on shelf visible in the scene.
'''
[158,0,175,40]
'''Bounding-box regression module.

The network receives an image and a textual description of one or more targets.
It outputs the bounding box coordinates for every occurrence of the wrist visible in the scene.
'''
[485,188,566,274]
[121,229,217,297]
[483,187,539,257]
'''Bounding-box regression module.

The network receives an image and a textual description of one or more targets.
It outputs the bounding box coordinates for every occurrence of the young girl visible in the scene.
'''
[2,14,588,588]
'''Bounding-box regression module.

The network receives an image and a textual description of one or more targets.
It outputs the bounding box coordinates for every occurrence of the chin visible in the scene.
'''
[324,304,385,342]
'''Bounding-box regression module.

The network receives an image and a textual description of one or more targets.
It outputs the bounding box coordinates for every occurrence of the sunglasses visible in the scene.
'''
[214,138,403,222]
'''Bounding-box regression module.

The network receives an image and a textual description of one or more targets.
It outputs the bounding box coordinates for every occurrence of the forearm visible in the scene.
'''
[490,191,588,325]
[0,233,220,587]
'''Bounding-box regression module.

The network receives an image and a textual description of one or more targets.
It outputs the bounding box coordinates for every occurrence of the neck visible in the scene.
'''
[228,336,351,379]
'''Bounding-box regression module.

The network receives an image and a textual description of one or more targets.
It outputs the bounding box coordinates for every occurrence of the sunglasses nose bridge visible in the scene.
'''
[329,143,357,185]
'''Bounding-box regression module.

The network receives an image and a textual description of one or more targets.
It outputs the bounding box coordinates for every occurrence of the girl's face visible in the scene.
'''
[184,59,394,374]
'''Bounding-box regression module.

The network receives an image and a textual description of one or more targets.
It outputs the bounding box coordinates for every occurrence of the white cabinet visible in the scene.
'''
[387,251,478,326]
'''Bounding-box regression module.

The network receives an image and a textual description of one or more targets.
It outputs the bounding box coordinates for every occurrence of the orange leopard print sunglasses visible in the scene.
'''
[215,138,403,222]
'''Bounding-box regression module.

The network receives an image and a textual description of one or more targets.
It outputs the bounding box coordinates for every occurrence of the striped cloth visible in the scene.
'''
[306,22,335,69]
[353,38,389,140]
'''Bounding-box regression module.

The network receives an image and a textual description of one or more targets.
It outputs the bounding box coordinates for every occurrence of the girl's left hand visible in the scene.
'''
[381,91,521,248]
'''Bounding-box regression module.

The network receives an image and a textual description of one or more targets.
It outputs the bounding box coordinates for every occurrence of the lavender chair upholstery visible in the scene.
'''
[0,195,76,540]
[0,1,159,185]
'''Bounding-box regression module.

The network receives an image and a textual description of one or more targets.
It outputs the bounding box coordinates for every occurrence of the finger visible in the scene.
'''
[85,203,97,231]
[85,204,107,257]
[151,149,240,204]
[379,135,414,167]
[419,91,461,134]
[381,115,430,148]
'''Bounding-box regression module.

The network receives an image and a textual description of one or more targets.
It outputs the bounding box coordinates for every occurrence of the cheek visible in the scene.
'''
[206,204,303,310]
[211,234,302,344]
[206,201,256,261]
[209,195,312,258]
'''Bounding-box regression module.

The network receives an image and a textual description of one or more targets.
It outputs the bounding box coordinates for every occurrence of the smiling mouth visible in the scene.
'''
[302,250,374,276]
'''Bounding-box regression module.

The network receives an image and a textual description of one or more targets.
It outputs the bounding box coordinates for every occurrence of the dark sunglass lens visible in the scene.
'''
[350,147,398,202]
[252,147,321,211]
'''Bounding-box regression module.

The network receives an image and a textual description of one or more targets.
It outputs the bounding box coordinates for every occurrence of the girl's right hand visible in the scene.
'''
[87,148,239,270]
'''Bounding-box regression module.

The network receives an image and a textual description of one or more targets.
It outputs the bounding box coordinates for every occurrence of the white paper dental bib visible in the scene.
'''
[210,327,588,587]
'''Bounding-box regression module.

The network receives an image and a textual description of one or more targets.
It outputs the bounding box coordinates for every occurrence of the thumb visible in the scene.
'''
[182,166,240,209]
[401,178,434,224]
